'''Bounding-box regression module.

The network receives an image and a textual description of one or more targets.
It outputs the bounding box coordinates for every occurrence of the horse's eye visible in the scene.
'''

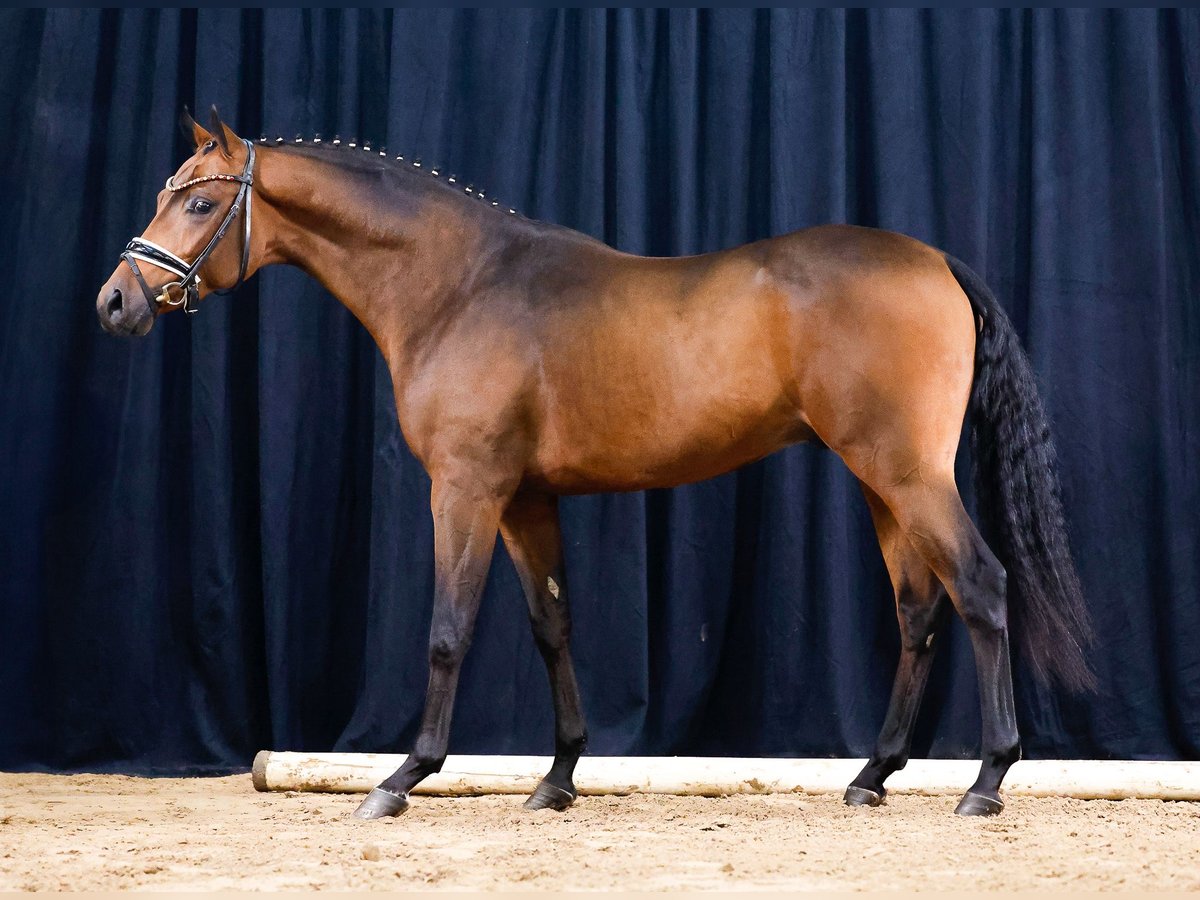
[188,198,214,215]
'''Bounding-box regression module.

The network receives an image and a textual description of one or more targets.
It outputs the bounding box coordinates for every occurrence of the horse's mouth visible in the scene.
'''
[98,308,155,338]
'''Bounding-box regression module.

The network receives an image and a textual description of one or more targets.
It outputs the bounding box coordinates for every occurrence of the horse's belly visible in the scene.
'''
[528,382,810,494]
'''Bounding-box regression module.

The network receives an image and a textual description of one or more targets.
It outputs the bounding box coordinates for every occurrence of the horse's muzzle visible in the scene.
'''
[96,279,154,337]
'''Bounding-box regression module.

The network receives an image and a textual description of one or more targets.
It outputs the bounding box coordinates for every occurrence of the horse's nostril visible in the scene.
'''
[106,288,123,317]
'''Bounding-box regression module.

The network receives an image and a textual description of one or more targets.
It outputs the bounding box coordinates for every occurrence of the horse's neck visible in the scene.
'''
[253,146,492,366]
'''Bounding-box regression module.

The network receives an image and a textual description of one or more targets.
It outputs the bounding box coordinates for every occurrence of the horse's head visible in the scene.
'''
[96,107,256,336]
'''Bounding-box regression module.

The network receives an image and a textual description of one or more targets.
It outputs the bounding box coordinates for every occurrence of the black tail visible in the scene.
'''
[944,254,1095,692]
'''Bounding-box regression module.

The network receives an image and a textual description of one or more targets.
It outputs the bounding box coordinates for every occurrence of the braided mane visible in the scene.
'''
[258,134,520,217]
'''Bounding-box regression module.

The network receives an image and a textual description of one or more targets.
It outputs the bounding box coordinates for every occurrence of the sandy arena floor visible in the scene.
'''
[1,772,1198,891]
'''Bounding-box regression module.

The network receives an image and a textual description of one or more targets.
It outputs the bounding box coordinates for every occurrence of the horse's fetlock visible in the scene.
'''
[558,729,588,758]
[990,740,1021,769]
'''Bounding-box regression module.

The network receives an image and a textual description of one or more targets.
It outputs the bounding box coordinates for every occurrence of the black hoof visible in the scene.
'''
[523,780,576,811]
[352,787,410,819]
[843,785,885,807]
[954,790,1004,817]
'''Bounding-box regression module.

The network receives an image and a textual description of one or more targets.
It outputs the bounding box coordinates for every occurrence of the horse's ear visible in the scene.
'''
[181,106,210,149]
[207,105,239,157]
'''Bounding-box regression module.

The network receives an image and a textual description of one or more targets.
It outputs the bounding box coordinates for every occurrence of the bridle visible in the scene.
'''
[120,138,256,315]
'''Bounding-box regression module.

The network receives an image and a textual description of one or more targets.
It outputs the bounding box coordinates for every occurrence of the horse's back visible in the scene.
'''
[514,224,971,493]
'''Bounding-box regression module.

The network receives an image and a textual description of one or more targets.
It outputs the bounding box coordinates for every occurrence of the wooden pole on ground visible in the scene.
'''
[251,752,1200,801]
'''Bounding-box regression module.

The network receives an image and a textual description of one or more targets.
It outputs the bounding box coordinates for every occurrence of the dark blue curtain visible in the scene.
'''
[1,9,1197,774]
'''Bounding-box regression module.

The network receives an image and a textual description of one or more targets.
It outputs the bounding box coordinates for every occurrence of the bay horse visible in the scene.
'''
[96,109,1092,819]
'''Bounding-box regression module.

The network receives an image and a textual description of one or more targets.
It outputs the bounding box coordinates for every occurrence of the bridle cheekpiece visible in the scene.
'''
[120,138,256,315]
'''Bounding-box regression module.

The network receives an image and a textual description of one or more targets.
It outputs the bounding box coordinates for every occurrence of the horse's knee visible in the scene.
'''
[428,631,469,669]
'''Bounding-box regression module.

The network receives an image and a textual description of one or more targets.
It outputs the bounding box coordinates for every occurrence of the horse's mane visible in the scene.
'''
[264,135,522,218]
[261,134,617,259]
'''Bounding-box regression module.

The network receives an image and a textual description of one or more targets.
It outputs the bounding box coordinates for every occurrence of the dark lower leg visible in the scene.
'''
[537,582,589,794]
[526,632,588,809]
[353,482,502,819]
[956,623,1020,815]
[847,634,942,802]
[354,652,476,819]
[848,488,949,807]
[377,649,467,795]
[500,493,588,811]
[846,591,949,804]
[946,532,1020,815]
[871,481,1020,816]
[354,663,465,818]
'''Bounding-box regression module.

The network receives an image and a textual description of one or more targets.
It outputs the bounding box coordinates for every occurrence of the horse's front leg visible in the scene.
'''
[353,472,507,819]
[499,491,588,811]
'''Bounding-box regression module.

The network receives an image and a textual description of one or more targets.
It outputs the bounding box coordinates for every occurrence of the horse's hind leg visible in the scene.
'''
[353,473,506,819]
[869,475,1021,816]
[845,485,951,807]
[499,491,588,811]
